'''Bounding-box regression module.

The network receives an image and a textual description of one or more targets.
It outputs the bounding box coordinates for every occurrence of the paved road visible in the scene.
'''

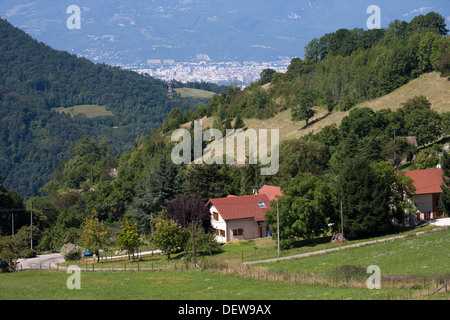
[429,218,450,226]
[16,250,162,270]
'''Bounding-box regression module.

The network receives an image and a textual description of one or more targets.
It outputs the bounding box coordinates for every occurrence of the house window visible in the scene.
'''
[220,230,225,237]
[233,229,244,237]
[213,212,219,221]
[257,201,266,208]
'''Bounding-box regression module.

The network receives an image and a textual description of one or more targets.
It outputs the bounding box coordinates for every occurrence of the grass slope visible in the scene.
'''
[0,269,415,300]
[52,105,113,118]
[258,228,450,277]
[1,227,448,300]
[247,72,450,141]
[193,72,450,142]
[174,88,217,99]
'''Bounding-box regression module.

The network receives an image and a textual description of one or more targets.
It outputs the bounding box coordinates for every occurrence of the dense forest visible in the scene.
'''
[0,13,450,259]
[0,18,225,198]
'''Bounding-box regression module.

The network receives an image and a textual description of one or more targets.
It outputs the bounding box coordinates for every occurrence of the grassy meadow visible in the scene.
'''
[174,87,217,99]
[52,104,113,118]
[1,226,449,300]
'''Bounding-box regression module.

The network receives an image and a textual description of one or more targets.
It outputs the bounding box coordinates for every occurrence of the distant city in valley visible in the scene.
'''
[2,0,448,87]
[131,59,290,86]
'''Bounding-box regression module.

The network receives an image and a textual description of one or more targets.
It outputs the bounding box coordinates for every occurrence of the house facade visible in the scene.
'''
[207,185,282,243]
[404,168,445,220]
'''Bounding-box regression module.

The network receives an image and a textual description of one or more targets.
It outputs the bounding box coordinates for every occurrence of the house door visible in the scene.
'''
[259,226,263,238]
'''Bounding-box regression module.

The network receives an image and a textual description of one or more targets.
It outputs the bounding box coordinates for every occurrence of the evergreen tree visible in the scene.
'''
[127,155,184,233]
[183,163,238,202]
[233,115,245,130]
[439,151,450,216]
[336,156,402,239]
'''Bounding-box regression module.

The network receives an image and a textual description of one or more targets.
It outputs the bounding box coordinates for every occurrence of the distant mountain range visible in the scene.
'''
[1,0,449,65]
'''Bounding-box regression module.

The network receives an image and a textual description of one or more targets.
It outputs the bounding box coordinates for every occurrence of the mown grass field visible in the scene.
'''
[52,104,113,118]
[1,227,449,300]
[0,268,422,300]
[259,227,450,277]
[174,88,217,99]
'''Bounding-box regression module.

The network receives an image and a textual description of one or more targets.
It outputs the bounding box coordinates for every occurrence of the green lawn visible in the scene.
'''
[257,228,450,278]
[2,227,448,300]
[0,269,422,300]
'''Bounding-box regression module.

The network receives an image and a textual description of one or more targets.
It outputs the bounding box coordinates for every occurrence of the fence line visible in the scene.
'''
[14,260,448,299]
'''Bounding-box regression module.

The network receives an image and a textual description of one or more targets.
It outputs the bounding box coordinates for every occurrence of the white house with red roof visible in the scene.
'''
[207,185,282,243]
[404,168,445,220]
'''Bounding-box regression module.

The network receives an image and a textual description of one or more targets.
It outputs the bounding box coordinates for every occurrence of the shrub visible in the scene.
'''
[20,248,36,259]
[60,243,82,261]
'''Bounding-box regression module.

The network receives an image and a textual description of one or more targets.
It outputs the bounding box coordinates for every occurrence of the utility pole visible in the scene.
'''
[340,199,343,247]
[192,222,196,266]
[277,198,280,257]
[11,212,14,236]
[30,201,33,250]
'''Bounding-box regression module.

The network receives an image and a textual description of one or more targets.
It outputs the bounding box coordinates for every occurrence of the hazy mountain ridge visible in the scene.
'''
[1,0,449,65]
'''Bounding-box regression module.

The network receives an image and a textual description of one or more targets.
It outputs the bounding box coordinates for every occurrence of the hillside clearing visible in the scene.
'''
[174,88,217,99]
[189,72,450,144]
[52,104,113,118]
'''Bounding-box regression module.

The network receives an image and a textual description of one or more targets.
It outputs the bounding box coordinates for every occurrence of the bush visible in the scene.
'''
[60,243,82,261]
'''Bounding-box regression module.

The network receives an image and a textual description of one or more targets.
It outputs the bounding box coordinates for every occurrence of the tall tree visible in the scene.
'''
[151,218,184,260]
[80,211,110,262]
[291,88,316,127]
[128,155,184,233]
[265,174,335,245]
[336,156,410,239]
[409,12,449,36]
[116,218,142,260]
[439,151,450,216]
[165,196,212,232]
[183,163,238,202]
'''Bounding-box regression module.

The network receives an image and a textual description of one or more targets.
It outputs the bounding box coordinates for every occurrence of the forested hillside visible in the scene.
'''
[191,12,450,125]
[1,12,449,252]
[0,18,223,199]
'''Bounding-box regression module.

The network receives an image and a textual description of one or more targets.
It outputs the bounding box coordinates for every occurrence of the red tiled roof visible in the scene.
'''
[258,185,283,201]
[404,168,443,195]
[207,194,272,222]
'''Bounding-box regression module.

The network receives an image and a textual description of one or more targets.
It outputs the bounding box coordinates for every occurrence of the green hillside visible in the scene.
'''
[212,71,450,142]
[1,12,449,259]
[0,18,219,199]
